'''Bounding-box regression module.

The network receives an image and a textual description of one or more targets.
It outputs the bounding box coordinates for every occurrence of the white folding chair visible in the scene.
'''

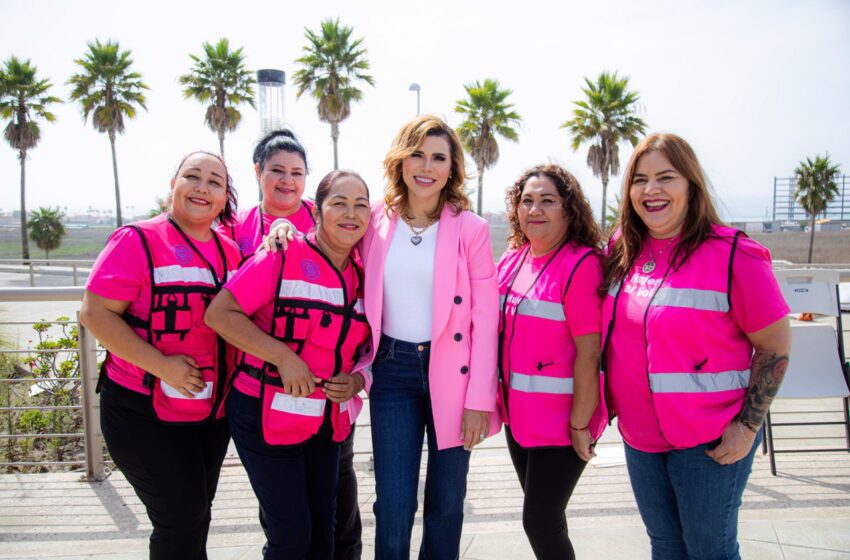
[766,269,850,475]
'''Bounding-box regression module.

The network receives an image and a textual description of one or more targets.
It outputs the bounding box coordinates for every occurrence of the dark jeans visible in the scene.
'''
[259,427,362,560]
[228,388,341,560]
[624,432,762,560]
[100,377,230,560]
[505,426,587,560]
[370,335,471,560]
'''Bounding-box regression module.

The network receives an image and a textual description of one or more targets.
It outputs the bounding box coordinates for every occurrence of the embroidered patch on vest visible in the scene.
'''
[173,244,193,265]
[238,237,252,254]
[300,259,321,281]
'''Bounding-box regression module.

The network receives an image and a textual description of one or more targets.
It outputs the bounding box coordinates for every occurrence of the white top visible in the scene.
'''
[381,219,439,342]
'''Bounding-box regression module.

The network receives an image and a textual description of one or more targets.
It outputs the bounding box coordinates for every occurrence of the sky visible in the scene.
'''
[1,0,848,222]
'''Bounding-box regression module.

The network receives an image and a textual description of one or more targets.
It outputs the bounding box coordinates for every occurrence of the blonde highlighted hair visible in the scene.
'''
[383,115,470,219]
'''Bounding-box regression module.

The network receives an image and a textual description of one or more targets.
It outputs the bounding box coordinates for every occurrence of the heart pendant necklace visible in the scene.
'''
[402,214,436,246]
[642,236,677,274]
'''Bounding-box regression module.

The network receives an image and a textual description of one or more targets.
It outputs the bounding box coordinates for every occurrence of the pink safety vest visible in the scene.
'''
[601,225,751,448]
[232,234,370,446]
[225,202,315,257]
[104,214,242,424]
[498,243,607,447]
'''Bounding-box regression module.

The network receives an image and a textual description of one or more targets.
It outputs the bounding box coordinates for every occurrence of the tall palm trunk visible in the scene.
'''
[218,131,225,160]
[331,121,340,170]
[807,213,816,264]
[600,168,610,233]
[109,132,123,227]
[476,165,485,216]
[19,149,30,260]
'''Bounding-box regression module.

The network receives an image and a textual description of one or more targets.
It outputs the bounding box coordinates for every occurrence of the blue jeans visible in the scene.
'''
[370,335,471,560]
[624,432,762,560]
[227,388,340,560]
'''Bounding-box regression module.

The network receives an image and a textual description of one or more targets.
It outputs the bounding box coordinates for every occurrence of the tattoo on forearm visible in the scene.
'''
[739,351,789,429]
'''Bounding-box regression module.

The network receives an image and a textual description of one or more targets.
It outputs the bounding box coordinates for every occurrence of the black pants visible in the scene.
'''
[229,388,341,560]
[257,425,362,560]
[505,426,587,560]
[100,377,230,560]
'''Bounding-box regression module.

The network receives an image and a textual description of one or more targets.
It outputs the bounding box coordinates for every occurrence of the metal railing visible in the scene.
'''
[0,266,847,481]
[0,287,106,480]
[0,259,94,287]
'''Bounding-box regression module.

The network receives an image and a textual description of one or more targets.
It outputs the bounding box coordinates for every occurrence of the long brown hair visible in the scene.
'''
[383,115,470,219]
[602,133,724,291]
[505,164,601,250]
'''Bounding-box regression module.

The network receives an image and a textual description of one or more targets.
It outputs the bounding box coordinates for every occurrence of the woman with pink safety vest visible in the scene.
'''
[221,129,363,559]
[602,133,791,559]
[80,151,242,560]
[498,164,605,560]
[219,128,315,257]
[205,170,372,560]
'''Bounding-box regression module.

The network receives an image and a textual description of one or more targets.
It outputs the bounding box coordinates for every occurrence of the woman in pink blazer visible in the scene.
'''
[364,115,500,559]
[266,115,499,559]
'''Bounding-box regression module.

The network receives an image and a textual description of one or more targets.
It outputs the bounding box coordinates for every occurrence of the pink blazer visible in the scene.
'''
[359,201,501,450]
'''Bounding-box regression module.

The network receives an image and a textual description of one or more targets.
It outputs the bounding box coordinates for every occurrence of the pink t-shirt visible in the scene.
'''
[224,240,358,397]
[500,246,603,344]
[86,223,228,394]
[219,202,316,256]
[609,234,790,452]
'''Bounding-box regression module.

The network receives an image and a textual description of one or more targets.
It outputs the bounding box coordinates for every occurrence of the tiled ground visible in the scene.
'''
[2,403,849,559]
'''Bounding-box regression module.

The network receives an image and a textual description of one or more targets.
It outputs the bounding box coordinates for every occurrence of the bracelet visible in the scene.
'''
[740,419,760,434]
[735,419,759,435]
[569,423,590,432]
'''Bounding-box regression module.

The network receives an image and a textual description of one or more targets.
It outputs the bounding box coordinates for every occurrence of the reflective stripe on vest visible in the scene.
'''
[510,372,574,394]
[278,278,345,306]
[651,287,729,312]
[516,298,566,321]
[270,392,327,417]
[153,265,224,286]
[499,294,566,321]
[649,369,750,394]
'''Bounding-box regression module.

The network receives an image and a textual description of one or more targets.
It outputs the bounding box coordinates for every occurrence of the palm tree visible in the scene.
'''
[794,154,841,263]
[68,39,148,228]
[0,56,62,260]
[563,71,647,231]
[28,206,66,259]
[293,18,374,170]
[179,38,255,159]
[455,79,522,216]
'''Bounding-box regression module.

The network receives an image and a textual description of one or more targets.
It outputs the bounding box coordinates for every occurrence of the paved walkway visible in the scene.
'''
[2,408,849,560]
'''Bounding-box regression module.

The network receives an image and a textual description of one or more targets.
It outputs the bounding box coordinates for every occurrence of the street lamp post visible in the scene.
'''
[257,69,286,200]
[408,83,421,115]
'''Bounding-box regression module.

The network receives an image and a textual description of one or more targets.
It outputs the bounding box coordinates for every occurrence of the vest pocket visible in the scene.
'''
[149,356,216,423]
[259,381,325,446]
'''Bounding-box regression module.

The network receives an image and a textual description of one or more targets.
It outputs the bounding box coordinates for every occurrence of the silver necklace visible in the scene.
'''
[642,237,677,273]
[401,214,436,246]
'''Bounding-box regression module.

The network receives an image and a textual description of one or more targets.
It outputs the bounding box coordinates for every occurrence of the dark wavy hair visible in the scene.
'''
[253,128,308,172]
[505,164,601,250]
[602,132,724,292]
[383,115,470,220]
[172,151,237,225]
